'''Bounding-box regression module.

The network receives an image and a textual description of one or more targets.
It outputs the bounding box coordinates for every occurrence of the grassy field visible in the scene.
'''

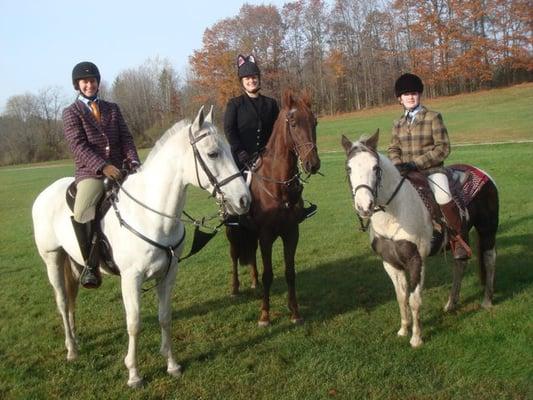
[1,84,532,399]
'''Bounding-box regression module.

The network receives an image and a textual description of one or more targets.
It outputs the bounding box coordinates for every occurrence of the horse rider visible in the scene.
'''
[223,54,317,224]
[63,61,141,288]
[387,73,472,260]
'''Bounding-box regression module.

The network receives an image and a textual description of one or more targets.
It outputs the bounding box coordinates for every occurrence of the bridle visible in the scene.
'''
[108,124,243,290]
[346,146,407,231]
[189,126,242,211]
[251,108,318,204]
[285,108,317,169]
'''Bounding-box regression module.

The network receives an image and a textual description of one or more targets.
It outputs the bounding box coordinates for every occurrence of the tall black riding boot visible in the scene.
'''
[71,217,101,289]
[440,201,472,260]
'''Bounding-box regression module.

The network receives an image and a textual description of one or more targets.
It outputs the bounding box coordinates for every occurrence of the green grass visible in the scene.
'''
[1,85,532,399]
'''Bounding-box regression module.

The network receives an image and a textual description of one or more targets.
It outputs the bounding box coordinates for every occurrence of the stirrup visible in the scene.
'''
[80,266,101,289]
[303,203,317,219]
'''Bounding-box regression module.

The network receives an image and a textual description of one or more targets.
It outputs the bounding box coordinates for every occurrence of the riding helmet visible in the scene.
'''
[72,61,101,90]
[237,54,260,79]
[394,73,424,97]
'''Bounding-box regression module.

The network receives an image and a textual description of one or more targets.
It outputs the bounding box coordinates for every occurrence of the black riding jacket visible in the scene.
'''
[223,93,279,169]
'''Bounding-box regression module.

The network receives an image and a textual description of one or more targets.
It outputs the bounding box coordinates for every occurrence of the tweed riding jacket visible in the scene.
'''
[387,106,451,175]
[63,99,140,183]
[224,93,279,168]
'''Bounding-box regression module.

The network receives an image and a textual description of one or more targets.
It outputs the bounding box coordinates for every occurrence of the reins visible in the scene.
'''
[248,108,318,204]
[107,124,240,292]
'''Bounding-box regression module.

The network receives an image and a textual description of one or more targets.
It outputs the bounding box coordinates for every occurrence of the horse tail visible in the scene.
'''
[226,226,258,266]
[63,256,78,313]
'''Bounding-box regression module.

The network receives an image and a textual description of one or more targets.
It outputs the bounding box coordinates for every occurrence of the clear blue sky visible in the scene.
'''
[0,0,288,113]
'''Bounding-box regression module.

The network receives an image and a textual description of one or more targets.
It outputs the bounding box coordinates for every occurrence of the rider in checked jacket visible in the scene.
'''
[388,73,471,260]
[63,61,140,288]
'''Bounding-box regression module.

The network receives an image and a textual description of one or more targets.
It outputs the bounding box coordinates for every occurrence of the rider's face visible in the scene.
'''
[78,77,99,97]
[399,92,420,110]
[242,75,260,94]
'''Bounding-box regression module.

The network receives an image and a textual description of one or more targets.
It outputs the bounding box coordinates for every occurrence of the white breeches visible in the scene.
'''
[428,172,452,204]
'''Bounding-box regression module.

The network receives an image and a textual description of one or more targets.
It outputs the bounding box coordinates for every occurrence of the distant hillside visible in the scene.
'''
[317,83,533,152]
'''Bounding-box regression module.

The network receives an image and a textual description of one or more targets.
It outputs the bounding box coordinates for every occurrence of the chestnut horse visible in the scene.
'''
[226,90,321,326]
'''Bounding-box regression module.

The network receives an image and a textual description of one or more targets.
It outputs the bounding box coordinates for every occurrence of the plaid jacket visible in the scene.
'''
[63,99,140,182]
[387,106,450,174]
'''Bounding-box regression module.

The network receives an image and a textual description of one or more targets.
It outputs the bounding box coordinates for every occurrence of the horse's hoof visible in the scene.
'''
[410,337,423,348]
[291,317,304,325]
[168,365,182,378]
[66,352,78,361]
[397,328,408,337]
[127,377,144,389]
[258,320,270,327]
[443,302,456,313]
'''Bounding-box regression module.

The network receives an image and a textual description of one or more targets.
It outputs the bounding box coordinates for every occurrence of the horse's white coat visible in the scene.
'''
[32,107,250,387]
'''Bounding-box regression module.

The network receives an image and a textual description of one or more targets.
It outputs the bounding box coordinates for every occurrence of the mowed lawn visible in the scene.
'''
[0,84,532,399]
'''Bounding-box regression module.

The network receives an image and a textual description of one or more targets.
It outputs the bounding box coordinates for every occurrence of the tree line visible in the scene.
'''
[1,0,531,166]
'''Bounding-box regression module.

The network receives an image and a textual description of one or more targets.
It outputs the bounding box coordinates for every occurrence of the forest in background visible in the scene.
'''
[0,0,531,165]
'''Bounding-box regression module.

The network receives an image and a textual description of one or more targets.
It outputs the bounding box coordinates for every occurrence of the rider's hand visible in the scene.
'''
[102,164,122,180]
[396,161,417,176]
[237,150,251,165]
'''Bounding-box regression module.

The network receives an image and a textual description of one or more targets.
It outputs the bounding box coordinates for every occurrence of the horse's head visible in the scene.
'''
[282,90,321,174]
[189,106,251,215]
[341,129,381,218]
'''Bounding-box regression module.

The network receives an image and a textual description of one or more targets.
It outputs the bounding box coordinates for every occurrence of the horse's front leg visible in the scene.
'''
[282,226,303,324]
[383,262,411,338]
[157,262,181,378]
[258,235,274,327]
[121,273,143,388]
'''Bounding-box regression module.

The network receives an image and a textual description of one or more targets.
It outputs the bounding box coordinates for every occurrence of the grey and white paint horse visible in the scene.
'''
[341,130,498,347]
[32,107,251,387]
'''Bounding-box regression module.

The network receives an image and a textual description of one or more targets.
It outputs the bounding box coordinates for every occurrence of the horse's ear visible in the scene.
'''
[282,89,295,109]
[301,88,313,108]
[192,105,205,132]
[205,105,214,124]
[365,129,379,151]
[341,135,353,154]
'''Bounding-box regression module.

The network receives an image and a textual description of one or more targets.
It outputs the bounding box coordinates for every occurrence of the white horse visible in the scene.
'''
[341,130,498,347]
[32,106,251,387]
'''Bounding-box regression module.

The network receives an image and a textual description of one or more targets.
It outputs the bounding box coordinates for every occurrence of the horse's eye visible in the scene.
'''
[207,151,218,159]
[346,166,351,174]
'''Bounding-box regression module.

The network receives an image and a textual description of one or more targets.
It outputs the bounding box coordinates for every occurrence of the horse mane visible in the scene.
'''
[143,119,190,167]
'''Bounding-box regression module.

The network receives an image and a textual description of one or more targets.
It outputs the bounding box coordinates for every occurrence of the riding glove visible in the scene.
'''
[396,161,417,176]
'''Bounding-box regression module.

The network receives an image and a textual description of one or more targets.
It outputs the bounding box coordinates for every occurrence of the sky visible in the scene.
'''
[0,0,289,113]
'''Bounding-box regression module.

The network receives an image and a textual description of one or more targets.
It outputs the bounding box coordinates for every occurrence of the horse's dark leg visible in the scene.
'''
[282,226,303,324]
[250,261,259,289]
[230,242,240,296]
[444,259,467,312]
[258,234,274,327]
[476,218,497,309]
[469,180,499,309]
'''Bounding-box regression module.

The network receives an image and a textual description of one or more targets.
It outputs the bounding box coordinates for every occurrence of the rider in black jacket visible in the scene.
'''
[223,54,316,224]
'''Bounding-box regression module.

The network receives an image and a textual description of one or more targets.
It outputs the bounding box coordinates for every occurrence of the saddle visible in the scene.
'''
[66,179,121,275]
[405,164,489,255]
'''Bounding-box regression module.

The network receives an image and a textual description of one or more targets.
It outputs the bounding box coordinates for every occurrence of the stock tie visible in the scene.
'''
[90,101,101,122]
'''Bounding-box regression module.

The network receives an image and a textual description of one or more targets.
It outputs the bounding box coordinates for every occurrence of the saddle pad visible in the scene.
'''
[449,164,490,205]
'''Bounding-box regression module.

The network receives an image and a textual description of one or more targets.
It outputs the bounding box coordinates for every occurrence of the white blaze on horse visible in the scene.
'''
[341,130,498,347]
[32,106,251,387]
